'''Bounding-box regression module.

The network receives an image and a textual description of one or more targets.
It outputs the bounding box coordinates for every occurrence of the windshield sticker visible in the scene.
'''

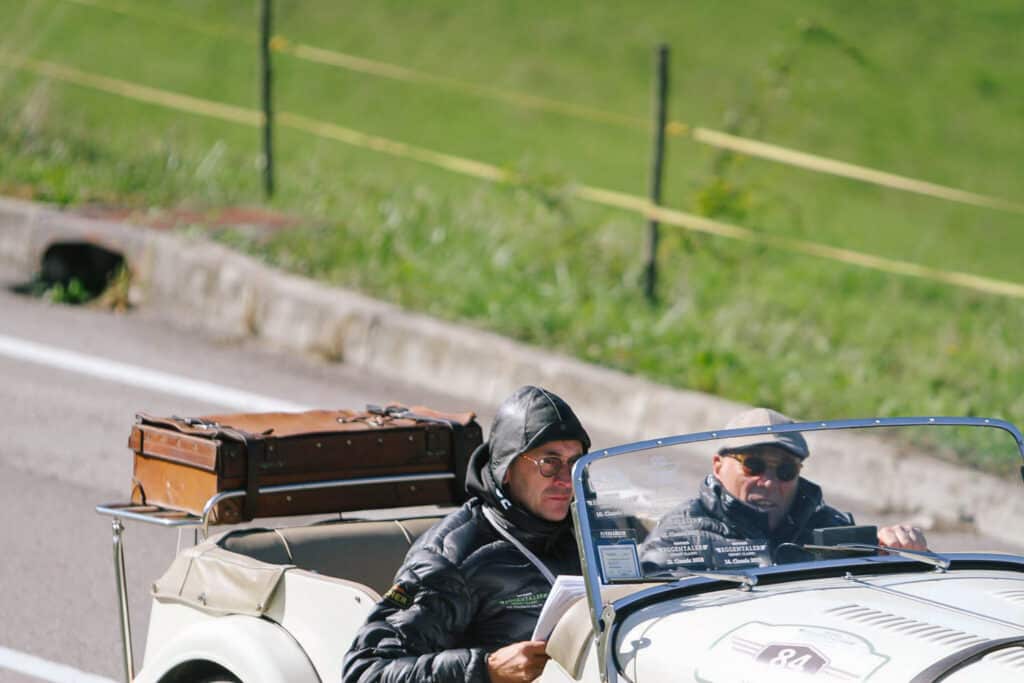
[598,542,642,581]
[596,528,638,542]
[587,501,645,533]
[697,621,890,681]
[658,539,710,569]
[710,539,771,569]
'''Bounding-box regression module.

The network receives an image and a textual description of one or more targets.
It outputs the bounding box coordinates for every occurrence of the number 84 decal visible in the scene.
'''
[696,622,890,681]
[755,644,827,673]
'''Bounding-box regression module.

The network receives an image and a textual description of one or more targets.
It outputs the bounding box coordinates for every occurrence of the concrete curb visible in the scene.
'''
[1,196,1021,546]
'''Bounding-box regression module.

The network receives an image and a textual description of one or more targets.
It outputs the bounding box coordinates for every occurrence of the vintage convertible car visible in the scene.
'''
[97,416,1024,682]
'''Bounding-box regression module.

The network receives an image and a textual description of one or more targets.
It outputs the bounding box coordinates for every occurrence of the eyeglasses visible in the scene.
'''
[520,454,583,479]
[724,452,802,482]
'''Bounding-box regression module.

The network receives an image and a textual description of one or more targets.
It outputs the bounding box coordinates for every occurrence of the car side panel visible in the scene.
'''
[265,569,381,682]
[135,606,318,683]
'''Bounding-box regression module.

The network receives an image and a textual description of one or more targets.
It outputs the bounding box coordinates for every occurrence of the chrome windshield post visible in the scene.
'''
[571,453,606,638]
[573,449,636,682]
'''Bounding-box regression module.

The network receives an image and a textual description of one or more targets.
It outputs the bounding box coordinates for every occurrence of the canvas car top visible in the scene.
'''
[154,516,444,616]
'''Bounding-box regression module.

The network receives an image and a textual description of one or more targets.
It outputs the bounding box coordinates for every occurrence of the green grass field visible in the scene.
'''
[1,0,1022,472]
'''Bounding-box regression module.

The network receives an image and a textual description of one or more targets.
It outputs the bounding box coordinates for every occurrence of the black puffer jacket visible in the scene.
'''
[640,474,853,573]
[341,437,581,683]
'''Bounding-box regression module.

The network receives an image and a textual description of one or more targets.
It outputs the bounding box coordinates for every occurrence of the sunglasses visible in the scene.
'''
[724,452,802,482]
[520,454,583,479]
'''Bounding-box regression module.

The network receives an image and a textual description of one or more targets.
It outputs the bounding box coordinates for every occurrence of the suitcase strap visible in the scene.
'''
[243,435,264,520]
[349,404,461,428]
[367,405,473,501]
[218,426,264,520]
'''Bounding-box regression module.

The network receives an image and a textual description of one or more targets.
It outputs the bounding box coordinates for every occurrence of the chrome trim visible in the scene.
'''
[199,472,457,534]
[597,602,618,683]
[96,503,203,527]
[676,568,759,588]
[97,471,458,533]
[839,543,952,571]
[111,519,134,683]
[591,416,1024,463]
[570,458,604,638]
[745,552,1024,574]
[258,471,455,494]
[569,416,1024,680]
[200,489,247,536]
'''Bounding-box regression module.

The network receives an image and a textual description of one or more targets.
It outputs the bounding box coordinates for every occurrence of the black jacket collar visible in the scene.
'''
[699,474,826,542]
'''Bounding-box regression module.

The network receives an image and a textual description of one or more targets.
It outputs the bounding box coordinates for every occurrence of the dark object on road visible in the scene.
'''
[11,240,125,303]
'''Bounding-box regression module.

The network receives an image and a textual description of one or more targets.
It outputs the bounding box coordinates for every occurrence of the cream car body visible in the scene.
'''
[103,417,1024,682]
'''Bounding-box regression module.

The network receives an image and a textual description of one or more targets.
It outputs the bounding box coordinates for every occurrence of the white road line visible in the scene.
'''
[0,645,117,683]
[0,333,309,412]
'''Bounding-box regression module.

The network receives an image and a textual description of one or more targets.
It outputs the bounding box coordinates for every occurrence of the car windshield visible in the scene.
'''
[574,418,1022,584]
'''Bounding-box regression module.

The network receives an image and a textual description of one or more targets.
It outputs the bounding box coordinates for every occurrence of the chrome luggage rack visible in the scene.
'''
[95,470,456,682]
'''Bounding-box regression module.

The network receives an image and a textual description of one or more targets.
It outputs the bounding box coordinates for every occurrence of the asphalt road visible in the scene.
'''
[0,270,1020,682]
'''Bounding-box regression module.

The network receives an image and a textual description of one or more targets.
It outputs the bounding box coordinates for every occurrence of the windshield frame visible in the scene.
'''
[570,415,1024,637]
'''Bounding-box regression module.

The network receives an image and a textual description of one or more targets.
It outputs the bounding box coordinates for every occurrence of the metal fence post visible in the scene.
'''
[260,0,274,198]
[643,44,669,303]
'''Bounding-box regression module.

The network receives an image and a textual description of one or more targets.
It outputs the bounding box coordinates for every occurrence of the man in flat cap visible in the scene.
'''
[641,407,926,573]
[343,385,591,683]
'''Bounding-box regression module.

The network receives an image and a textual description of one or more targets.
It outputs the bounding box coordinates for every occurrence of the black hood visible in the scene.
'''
[484,385,590,486]
[465,385,590,546]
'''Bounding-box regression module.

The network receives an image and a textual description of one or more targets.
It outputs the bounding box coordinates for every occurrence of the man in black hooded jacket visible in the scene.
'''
[342,385,591,683]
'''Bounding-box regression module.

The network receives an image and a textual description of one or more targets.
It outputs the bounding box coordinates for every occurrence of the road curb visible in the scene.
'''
[1,196,1021,546]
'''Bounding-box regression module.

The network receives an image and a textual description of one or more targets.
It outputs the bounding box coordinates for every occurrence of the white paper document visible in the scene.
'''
[531,574,587,641]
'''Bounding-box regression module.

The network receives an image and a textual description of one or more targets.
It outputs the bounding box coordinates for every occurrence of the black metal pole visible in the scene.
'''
[643,44,669,303]
[260,0,274,198]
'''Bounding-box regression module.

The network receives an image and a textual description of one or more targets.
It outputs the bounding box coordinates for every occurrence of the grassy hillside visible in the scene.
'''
[0,0,1021,471]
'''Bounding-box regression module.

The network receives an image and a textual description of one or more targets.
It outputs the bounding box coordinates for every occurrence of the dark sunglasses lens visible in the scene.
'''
[776,462,800,481]
[740,456,766,476]
[737,454,799,481]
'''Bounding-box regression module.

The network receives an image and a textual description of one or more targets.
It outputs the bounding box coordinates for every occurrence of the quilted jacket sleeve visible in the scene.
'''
[341,547,490,683]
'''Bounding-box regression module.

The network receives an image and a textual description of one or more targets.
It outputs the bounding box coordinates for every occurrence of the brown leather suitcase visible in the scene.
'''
[128,405,482,525]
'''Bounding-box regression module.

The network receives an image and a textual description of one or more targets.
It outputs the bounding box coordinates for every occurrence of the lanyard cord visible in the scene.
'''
[482,506,556,585]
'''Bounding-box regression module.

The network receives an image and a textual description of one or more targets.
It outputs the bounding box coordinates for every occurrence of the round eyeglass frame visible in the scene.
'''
[519,453,583,479]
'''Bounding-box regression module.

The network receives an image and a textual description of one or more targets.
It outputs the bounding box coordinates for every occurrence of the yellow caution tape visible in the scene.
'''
[0,55,260,126]
[3,54,1023,300]
[277,42,1024,215]
[692,128,1024,214]
[54,0,1023,214]
[277,112,510,183]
